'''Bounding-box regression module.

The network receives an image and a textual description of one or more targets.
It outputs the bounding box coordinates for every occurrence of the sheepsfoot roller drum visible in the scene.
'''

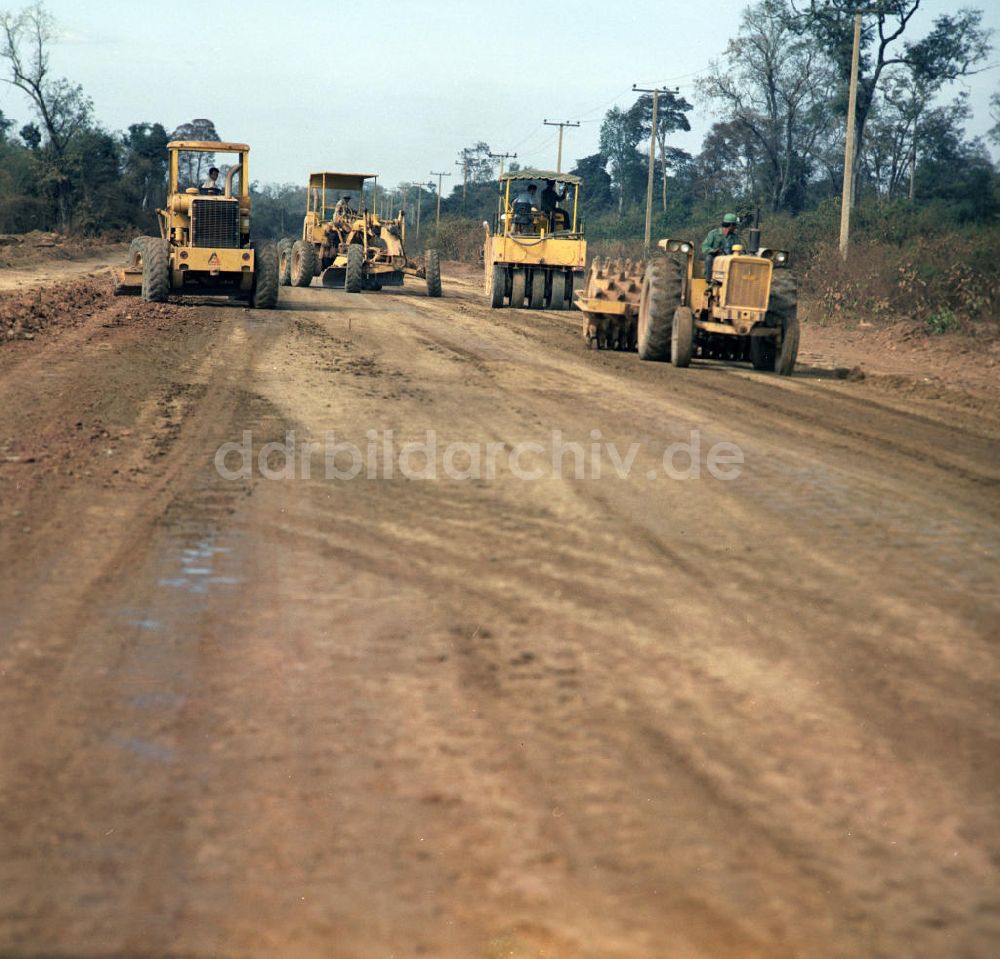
[114,140,279,309]
[576,256,644,350]
[482,169,585,310]
[635,235,799,375]
[280,172,441,297]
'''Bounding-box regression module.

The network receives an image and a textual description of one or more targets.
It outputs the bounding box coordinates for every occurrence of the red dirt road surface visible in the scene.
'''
[0,261,998,958]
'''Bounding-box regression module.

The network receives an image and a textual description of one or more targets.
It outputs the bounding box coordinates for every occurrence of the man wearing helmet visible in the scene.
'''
[702,212,740,285]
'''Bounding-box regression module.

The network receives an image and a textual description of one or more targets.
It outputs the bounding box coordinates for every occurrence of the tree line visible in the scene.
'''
[0,0,996,242]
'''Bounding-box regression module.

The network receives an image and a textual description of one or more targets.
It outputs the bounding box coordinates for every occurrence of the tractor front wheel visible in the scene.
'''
[277,238,293,286]
[290,239,316,287]
[345,244,364,293]
[135,236,169,303]
[510,268,527,308]
[425,249,442,297]
[528,268,545,309]
[670,306,694,367]
[550,270,570,310]
[250,242,279,309]
[638,255,682,361]
[490,264,505,308]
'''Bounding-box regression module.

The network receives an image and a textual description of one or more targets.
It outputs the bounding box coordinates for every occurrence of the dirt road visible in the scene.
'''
[1,266,997,958]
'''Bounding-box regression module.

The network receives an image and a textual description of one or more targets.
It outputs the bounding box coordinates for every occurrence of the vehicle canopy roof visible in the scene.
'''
[309,172,377,192]
[500,168,581,185]
[168,140,249,153]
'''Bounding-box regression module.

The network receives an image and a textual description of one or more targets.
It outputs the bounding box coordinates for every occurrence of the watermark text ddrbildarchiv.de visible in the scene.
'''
[214,429,744,482]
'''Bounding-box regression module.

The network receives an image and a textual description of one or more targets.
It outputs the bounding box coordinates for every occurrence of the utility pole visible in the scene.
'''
[430,170,451,229]
[455,154,469,213]
[839,11,862,260]
[543,119,580,174]
[632,84,679,252]
[489,151,517,180]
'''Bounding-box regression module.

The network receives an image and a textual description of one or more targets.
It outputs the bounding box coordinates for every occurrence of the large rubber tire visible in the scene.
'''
[528,268,545,309]
[136,236,169,303]
[750,334,776,370]
[277,238,293,286]
[345,244,364,293]
[671,306,694,367]
[550,270,569,310]
[772,272,799,375]
[249,242,279,309]
[490,264,505,308]
[510,268,527,308]
[637,255,682,361]
[425,248,442,297]
[291,239,316,287]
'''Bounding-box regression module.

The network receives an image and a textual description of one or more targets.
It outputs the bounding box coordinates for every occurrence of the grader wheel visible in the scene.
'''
[580,256,644,350]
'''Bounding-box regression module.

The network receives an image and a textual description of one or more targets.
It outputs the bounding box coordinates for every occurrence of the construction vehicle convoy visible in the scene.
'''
[115,141,278,309]
[280,172,441,297]
[578,224,799,375]
[482,170,585,310]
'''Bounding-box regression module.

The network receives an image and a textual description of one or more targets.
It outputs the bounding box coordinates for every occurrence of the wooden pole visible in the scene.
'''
[839,12,862,259]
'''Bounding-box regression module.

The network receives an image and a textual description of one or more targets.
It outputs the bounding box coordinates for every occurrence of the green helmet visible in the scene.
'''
[722,212,739,225]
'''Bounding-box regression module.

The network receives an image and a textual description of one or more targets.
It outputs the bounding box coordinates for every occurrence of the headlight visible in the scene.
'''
[776,252,787,263]
[680,243,690,253]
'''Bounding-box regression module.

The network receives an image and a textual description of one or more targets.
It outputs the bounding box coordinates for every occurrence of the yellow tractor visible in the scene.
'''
[115,140,278,308]
[637,234,798,374]
[482,170,585,309]
[281,172,441,296]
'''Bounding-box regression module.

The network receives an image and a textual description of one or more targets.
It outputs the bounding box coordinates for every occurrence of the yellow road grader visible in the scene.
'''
[577,228,799,375]
[281,172,441,296]
[115,141,278,308]
[482,170,586,310]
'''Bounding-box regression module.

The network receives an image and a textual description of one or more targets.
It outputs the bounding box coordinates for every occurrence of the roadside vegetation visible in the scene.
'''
[0,0,997,331]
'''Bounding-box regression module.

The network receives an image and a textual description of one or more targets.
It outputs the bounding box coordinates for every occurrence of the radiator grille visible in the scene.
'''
[191,198,240,248]
[724,260,771,311]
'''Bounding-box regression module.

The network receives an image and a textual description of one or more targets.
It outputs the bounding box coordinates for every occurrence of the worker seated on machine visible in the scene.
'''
[540,179,569,231]
[332,195,356,222]
[512,183,539,234]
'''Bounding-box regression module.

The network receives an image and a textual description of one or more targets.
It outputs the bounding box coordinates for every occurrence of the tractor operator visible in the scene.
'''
[511,183,538,234]
[334,195,354,220]
[540,179,567,230]
[702,212,740,284]
[201,167,221,193]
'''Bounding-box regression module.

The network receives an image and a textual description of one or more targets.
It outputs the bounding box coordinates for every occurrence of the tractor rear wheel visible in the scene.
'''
[772,272,799,375]
[425,249,442,297]
[528,268,545,309]
[550,270,570,310]
[511,268,527,308]
[490,264,505,308]
[137,236,169,303]
[345,244,364,293]
[277,238,293,286]
[637,255,682,361]
[249,242,279,309]
[290,239,316,287]
[671,306,694,367]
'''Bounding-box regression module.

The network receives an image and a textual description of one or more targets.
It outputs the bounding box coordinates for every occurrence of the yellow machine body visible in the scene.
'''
[483,169,586,310]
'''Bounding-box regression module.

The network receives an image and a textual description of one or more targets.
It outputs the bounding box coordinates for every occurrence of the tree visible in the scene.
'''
[789,1,993,202]
[569,152,614,217]
[457,142,496,184]
[0,107,13,141]
[122,122,169,215]
[699,0,836,212]
[599,104,646,214]
[0,2,94,228]
[633,90,693,211]
[169,118,221,186]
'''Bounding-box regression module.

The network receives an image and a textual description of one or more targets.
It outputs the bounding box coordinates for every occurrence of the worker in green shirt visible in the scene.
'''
[702,212,740,284]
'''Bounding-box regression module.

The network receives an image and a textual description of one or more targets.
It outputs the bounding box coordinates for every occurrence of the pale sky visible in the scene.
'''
[1,0,997,192]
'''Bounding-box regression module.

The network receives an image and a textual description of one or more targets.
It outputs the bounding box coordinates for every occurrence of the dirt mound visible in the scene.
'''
[0,275,188,342]
[0,231,127,268]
